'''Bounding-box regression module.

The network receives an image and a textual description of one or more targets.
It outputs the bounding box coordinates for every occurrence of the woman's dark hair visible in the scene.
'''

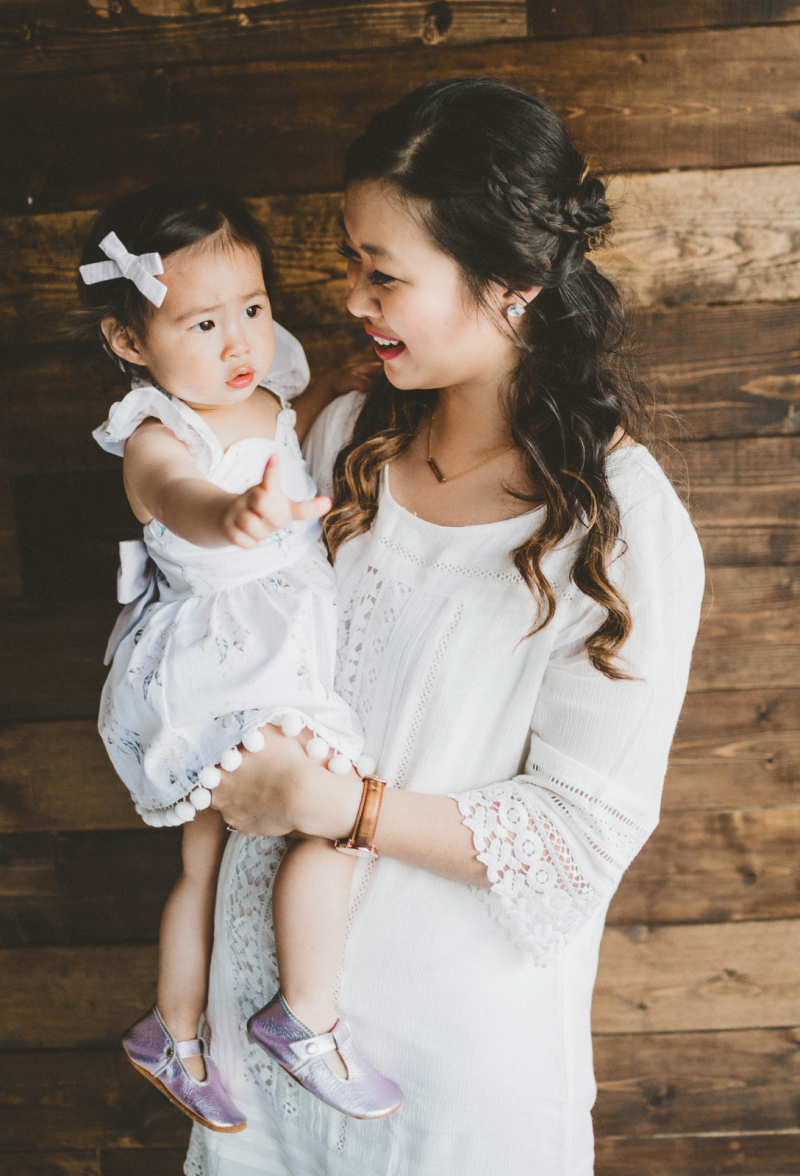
[76,181,275,376]
[325,77,649,679]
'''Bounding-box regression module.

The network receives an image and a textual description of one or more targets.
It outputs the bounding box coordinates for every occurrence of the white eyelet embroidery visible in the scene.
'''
[454,771,649,965]
[336,565,413,728]
[377,533,522,583]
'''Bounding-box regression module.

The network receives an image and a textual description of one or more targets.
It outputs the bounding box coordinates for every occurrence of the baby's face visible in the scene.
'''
[133,238,275,408]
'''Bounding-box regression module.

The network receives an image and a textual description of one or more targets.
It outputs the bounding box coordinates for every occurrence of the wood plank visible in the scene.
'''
[0,1,526,78]
[7,168,800,348]
[0,475,22,597]
[0,1156,101,1176]
[0,599,119,721]
[3,25,800,215]
[636,303,800,442]
[0,1050,189,1150]
[603,165,800,309]
[593,1025,800,1137]
[688,566,800,693]
[0,566,795,721]
[595,1132,800,1176]
[99,1153,185,1176]
[0,830,181,947]
[608,808,800,925]
[665,688,800,812]
[0,720,139,832]
[593,919,800,1034]
[529,0,800,39]
[5,167,800,350]
[671,436,800,566]
[4,920,799,1048]
[0,944,158,1049]
[2,804,799,948]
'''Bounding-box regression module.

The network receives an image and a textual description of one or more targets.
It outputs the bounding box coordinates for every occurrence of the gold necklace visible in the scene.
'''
[427,408,515,484]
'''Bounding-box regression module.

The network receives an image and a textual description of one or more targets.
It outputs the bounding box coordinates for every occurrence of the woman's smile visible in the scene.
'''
[364,322,407,361]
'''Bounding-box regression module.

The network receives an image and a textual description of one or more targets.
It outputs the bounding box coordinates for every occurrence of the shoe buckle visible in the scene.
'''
[289,1029,337,1067]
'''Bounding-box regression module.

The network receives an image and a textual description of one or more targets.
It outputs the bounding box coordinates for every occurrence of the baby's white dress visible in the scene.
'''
[185,390,706,1176]
[93,324,362,824]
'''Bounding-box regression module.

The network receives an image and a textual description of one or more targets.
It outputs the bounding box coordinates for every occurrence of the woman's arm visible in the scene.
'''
[210,727,489,888]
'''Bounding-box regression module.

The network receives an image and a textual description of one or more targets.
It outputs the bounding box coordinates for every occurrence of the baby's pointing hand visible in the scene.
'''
[221,454,332,549]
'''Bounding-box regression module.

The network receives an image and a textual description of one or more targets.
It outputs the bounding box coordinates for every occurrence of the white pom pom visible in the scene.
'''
[242,728,265,753]
[328,754,352,776]
[354,755,377,777]
[220,747,243,772]
[198,765,221,790]
[280,713,304,739]
[190,787,212,810]
[306,737,329,762]
[164,807,183,826]
[173,800,195,822]
[141,809,160,826]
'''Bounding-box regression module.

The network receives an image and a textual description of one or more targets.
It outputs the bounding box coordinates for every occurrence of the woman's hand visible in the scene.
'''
[210,725,362,840]
[220,454,331,549]
[293,359,382,442]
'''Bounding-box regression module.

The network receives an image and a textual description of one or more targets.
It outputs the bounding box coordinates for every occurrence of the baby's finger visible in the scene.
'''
[290,495,332,521]
[260,453,281,493]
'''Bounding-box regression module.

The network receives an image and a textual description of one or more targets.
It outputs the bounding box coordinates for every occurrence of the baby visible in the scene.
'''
[79,181,402,1130]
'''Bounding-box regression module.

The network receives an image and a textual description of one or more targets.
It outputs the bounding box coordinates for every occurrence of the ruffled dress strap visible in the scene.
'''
[93,384,223,477]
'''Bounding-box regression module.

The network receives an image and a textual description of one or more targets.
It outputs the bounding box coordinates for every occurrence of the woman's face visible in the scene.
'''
[342,180,533,396]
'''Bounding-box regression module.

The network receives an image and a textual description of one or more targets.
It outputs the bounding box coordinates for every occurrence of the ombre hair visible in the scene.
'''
[324,78,649,678]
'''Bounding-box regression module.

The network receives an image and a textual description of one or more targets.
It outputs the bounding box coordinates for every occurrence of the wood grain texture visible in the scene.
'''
[0,566,795,720]
[0,944,158,1049]
[608,808,800,925]
[3,920,799,1047]
[4,25,800,214]
[665,688,800,811]
[99,1152,185,1176]
[0,1050,188,1150]
[4,168,800,351]
[4,802,799,948]
[0,599,119,721]
[594,1132,800,1176]
[0,476,22,597]
[604,165,800,309]
[0,1156,101,1176]
[0,1,526,77]
[593,1025,800,1137]
[637,303,800,442]
[528,0,800,39]
[0,830,181,947]
[688,566,800,693]
[593,919,800,1034]
[0,721,137,832]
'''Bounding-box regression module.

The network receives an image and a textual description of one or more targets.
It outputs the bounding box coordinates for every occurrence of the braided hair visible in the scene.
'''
[325,78,649,678]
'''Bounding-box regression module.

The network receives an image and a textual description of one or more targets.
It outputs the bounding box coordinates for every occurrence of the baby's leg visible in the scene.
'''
[157,806,227,1080]
[272,837,357,1077]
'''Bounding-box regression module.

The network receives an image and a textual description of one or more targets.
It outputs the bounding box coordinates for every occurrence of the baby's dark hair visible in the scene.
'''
[77,181,275,376]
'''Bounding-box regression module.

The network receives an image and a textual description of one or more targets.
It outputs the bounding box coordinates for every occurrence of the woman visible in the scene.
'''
[185,78,704,1175]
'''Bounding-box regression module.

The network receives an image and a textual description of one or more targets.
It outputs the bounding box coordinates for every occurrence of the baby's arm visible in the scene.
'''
[124,419,330,549]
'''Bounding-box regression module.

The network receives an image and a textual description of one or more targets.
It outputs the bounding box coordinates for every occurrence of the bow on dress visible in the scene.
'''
[104,539,160,665]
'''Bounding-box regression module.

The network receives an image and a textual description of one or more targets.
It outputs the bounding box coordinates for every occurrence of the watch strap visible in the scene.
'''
[334,776,386,857]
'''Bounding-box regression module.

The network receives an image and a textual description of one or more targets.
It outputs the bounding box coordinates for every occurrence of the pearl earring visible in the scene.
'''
[507,303,525,318]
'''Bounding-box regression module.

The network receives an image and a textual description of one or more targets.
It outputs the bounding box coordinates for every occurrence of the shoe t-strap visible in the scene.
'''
[176,1039,203,1059]
[288,1029,338,1068]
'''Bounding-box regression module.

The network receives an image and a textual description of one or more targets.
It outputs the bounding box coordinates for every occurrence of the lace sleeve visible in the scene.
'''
[451,479,705,965]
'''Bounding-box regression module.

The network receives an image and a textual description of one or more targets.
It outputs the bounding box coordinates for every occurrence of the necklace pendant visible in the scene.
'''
[428,457,447,484]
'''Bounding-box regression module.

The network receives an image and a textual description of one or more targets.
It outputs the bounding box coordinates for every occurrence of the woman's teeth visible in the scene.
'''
[374,335,400,346]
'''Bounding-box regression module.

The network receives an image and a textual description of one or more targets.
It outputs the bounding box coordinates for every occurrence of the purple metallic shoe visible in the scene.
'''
[122,1006,246,1133]
[247,992,402,1120]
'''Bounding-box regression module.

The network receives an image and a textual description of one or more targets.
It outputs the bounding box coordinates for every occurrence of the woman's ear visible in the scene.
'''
[502,286,542,314]
[101,317,143,366]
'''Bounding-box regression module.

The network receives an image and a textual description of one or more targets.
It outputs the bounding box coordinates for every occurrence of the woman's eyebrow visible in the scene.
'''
[339,219,397,263]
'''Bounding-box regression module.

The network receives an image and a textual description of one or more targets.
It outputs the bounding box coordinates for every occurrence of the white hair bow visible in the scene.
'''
[79,231,167,308]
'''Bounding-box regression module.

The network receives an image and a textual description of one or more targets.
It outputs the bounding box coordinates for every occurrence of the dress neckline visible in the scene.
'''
[381,464,543,534]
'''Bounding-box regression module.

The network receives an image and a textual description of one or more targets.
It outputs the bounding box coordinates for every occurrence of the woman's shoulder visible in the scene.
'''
[302,390,366,497]
[607,442,704,578]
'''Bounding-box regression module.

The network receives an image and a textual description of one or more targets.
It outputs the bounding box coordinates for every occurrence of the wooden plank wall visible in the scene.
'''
[1,3,799,1173]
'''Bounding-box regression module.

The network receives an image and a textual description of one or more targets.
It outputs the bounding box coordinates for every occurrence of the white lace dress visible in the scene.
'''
[186,391,705,1176]
[93,325,362,824]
